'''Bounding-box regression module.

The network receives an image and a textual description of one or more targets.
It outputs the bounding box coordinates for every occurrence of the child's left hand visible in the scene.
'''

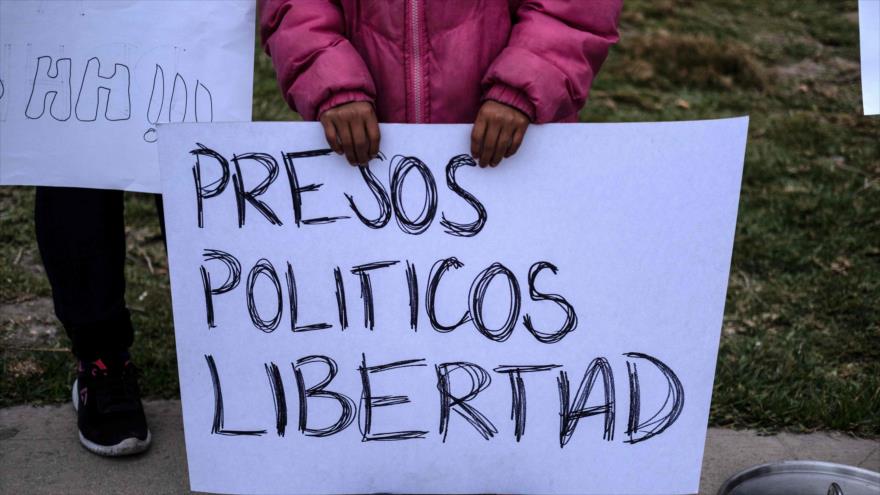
[470,100,530,168]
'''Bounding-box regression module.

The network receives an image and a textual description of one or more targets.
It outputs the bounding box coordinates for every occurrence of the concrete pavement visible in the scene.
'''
[1,400,877,494]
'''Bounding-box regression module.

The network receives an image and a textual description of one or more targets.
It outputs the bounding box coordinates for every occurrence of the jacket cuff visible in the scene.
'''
[483,83,537,122]
[317,90,374,118]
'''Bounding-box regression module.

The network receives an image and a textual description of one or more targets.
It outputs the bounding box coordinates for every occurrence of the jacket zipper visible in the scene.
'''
[410,0,423,123]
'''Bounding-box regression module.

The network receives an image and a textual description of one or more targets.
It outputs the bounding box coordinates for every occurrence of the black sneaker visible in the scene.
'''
[71,357,152,456]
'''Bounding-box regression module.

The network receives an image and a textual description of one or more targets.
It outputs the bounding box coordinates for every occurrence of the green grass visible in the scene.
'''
[1,0,878,436]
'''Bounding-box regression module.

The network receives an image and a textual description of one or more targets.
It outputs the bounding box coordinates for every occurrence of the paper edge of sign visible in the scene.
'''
[859,0,880,115]
[686,115,750,495]
[156,115,752,134]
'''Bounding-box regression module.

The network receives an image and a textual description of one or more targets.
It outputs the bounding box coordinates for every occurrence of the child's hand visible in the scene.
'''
[319,101,380,166]
[470,100,530,168]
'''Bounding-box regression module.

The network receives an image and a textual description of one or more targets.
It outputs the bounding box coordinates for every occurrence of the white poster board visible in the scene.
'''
[158,119,748,495]
[861,0,880,115]
[0,0,255,192]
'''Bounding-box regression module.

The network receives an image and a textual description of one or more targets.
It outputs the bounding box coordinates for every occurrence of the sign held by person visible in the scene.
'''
[158,119,748,495]
[0,0,254,192]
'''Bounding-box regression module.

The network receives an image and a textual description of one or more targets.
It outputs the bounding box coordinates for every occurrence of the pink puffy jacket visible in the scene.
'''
[261,0,621,124]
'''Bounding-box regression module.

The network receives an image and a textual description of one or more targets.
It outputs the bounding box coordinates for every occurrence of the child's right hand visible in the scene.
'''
[319,101,381,166]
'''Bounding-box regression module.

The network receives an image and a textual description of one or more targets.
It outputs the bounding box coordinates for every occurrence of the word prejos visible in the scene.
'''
[191,144,685,449]
[191,146,488,236]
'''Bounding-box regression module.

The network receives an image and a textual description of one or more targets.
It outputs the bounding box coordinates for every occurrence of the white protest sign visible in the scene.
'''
[861,0,880,115]
[0,0,254,192]
[158,119,748,495]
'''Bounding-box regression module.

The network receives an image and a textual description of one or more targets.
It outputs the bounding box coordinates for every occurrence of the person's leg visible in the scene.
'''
[34,186,150,456]
[34,186,133,360]
[154,193,166,245]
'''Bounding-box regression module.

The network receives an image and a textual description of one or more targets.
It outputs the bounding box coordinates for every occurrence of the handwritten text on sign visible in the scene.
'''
[158,120,748,495]
[0,0,254,192]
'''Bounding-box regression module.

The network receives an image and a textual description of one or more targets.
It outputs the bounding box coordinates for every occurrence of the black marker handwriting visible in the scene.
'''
[199,248,241,329]
[425,257,472,333]
[558,358,615,447]
[202,353,685,446]
[388,155,438,235]
[333,266,349,330]
[231,152,283,227]
[358,354,429,441]
[292,355,356,437]
[522,262,578,344]
[468,262,521,342]
[436,362,497,441]
[286,262,332,332]
[350,260,400,330]
[205,354,266,436]
[440,154,487,237]
[405,261,419,331]
[624,352,685,444]
[265,362,288,437]
[245,258,283,332]
[493,365,561,441]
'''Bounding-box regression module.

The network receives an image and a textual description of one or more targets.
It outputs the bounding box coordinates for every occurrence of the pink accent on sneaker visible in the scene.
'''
[93,359,108,370]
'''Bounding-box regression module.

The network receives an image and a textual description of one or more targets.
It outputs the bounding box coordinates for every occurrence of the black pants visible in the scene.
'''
[34,186,164,361]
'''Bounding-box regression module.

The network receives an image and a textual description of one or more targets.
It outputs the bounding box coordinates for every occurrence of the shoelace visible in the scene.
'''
[90,364,141,414]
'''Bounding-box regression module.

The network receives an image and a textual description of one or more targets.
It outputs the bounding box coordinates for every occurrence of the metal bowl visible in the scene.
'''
[717,460,880,495]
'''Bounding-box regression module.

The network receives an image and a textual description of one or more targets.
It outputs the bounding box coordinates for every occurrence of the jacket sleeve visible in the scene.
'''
[482,0,622,123]
[260,0,377,120]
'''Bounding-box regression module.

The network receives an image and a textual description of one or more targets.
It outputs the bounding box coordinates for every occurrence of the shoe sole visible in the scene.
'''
[71,378,152,457]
